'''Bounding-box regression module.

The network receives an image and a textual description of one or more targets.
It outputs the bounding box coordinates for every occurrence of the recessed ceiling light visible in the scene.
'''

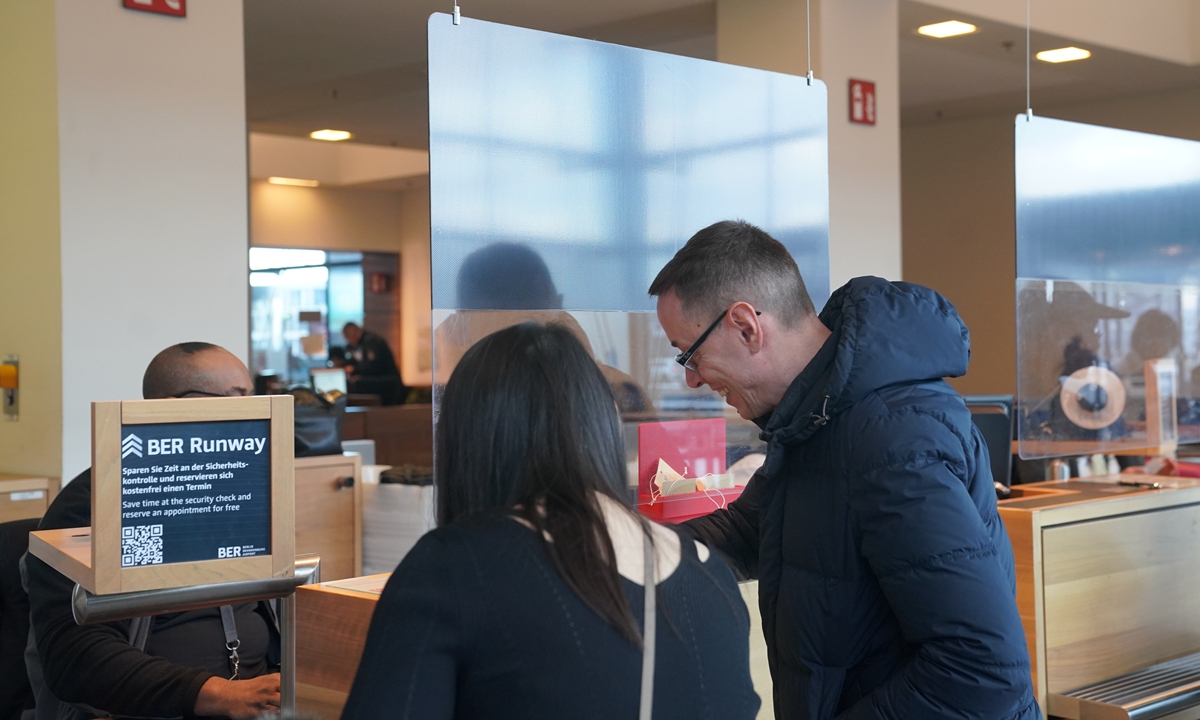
[310,129,352,141]
[268,177,320,187]
[917,20,977,38]
[1036,46,1091,63]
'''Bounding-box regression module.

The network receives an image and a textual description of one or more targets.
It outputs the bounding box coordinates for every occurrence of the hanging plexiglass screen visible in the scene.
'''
[428,13,829,518]
[1015,116,1200,459]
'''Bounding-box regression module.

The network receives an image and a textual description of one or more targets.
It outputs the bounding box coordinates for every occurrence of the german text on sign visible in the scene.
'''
[119,419,271,566]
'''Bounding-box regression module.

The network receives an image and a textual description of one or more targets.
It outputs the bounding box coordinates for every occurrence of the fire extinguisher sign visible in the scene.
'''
[849,80,876,126]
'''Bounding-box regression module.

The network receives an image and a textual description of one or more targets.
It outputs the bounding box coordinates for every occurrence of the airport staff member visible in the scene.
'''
[341,322,406,404]
[24,343,280,720]
[650,221,1039,720]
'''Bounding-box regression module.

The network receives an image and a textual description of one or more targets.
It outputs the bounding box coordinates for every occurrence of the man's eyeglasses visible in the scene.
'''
[675,308,760,372]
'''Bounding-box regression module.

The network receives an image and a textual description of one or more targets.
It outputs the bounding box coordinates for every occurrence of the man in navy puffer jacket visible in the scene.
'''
[651,221,1040,720]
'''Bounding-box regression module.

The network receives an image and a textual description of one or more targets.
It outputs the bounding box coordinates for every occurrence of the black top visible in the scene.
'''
[25,469,274,719]
[341,515,760,720]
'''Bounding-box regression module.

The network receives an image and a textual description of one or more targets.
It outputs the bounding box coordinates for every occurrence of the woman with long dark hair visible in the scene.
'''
[341,323,759,720]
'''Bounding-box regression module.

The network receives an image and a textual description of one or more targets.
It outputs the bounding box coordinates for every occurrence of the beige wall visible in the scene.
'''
[0,2,63,477]
[250,180,405,253]
[1046,88,1200,143]
[901,87,1200,396]
[902,114,1016,395]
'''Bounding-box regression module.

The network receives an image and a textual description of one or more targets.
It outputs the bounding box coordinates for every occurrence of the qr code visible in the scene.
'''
[121,524,164,567]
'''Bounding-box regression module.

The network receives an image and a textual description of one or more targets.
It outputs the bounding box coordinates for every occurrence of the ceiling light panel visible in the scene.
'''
[1036,47,1091,63]
[917,20,977,39]
[310,129,353,141]
[268,176,320,187]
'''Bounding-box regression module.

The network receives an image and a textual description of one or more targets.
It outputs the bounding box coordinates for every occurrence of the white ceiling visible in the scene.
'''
[244,0,1200,149]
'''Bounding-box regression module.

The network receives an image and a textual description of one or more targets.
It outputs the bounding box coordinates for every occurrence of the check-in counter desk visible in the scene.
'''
[1000,478,1200,719]
[0,472,59,523]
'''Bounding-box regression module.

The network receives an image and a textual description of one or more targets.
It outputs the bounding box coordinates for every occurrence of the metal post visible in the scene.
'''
[281,590,297,713]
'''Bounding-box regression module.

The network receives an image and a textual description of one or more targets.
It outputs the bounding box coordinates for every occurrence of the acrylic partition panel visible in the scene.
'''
[1015,279,1200,458]
[428,14,829,518]
[1016,116,1200,285]
[1015,117,1200,459]
[428,13,830,313]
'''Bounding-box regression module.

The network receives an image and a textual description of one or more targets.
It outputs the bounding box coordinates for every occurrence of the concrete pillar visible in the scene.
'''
[0,1,250,479]
[717,0,903,290]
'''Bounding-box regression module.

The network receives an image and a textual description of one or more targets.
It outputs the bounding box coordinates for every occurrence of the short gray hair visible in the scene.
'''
[648,220,815,327]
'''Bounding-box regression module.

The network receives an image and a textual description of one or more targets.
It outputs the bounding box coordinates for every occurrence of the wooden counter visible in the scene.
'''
[0,472,59,523]
[296,574,388,720]
[999,477,1200,718]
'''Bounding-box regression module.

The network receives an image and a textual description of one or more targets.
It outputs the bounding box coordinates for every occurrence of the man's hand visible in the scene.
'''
[194,674,280,720]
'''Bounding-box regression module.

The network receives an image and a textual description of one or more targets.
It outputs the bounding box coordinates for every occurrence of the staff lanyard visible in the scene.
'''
[218,606,241,680]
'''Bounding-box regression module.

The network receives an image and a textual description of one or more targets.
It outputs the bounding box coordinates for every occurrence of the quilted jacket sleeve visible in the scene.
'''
[838,413,1035,720]
[679,473,761,580]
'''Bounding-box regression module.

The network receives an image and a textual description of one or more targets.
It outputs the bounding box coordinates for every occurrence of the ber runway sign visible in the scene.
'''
[119,419,272,567]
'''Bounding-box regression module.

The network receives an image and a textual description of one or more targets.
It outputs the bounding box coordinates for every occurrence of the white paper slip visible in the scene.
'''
[322,574,391,595]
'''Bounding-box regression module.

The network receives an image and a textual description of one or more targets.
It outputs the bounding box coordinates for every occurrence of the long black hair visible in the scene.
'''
[436,322,644,644]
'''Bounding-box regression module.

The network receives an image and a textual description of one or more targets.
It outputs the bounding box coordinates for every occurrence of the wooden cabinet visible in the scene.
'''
[0,473,59,524]
[999,478,1200,718]
[296,575,388,720]
[294,454,362,581]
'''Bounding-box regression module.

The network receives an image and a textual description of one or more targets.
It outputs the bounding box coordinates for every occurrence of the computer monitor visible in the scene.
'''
[964,395,1014,488]
[311,367,348,395]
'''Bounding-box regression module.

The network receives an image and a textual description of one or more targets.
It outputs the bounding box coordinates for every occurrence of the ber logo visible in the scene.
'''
[121,434,144,459]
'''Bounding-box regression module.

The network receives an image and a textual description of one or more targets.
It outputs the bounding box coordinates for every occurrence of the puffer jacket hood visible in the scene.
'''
[762,277,971,447]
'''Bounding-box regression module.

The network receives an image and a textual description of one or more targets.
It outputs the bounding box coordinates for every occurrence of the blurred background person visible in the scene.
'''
[342,321,407,405]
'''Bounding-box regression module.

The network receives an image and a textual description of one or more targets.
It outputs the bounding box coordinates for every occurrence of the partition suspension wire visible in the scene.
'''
[1025,0,1032,120]
[805,0,813,84]
[452,0,460,25]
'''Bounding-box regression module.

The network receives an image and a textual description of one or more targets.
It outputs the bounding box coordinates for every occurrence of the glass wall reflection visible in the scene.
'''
[1016,279,1200,458]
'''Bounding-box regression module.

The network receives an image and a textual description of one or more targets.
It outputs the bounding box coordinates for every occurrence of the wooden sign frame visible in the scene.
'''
[85,396,294,594]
